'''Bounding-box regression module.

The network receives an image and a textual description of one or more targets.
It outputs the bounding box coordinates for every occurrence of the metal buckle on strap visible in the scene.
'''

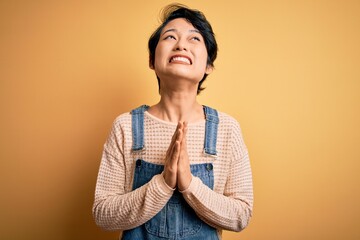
[203,149,218,158]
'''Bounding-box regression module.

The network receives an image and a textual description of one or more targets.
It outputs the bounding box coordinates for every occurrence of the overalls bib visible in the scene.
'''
[122,105,219,240]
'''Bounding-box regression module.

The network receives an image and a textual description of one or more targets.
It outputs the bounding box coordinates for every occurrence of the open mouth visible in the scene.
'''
[169,55,192,65]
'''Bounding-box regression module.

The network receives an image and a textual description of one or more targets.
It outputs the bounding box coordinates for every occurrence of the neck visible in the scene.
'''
[149,90,204,123]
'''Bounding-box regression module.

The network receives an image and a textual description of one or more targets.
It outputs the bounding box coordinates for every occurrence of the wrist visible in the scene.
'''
[178,174,192,192]
[161,172,176,191]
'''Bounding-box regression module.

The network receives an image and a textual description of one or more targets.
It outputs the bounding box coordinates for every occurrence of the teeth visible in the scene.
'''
[170,56,191,64]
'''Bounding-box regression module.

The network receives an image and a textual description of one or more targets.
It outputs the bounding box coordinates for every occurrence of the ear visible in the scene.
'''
[205,65,213,75]
[149,57,155,70]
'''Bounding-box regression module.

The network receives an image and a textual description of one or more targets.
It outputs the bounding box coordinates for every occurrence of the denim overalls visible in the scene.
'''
[122,105,219,240]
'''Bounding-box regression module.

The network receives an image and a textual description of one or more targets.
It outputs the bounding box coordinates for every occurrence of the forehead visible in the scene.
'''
[161,18,199,34]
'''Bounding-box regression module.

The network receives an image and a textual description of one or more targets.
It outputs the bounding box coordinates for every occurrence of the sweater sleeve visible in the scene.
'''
[181,120,253,232]
[92,118,174,231]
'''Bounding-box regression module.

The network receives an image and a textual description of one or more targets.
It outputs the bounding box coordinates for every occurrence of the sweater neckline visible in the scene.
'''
[144,111,206,127]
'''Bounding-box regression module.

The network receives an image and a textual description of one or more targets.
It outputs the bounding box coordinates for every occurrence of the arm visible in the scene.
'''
[181,121,253,232]
[92,119,174,231]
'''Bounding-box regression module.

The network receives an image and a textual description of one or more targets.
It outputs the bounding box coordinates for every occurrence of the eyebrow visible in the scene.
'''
[162,28,200,36]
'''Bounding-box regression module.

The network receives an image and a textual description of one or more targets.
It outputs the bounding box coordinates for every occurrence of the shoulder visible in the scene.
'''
[217,110,246,144]
[217,111,242,131]
[108,111,132,135]
[113,111,131,125]
[217,110,249,156]
[112,105,149,126]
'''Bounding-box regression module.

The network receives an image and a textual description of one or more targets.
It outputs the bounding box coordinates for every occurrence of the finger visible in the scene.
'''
[169,122,182,148]
[167,129,182,161]
[183,121,188,139]
[171,140,181,164]
[181,121,188,149]
[176,122,184,144]
[166,123,182,156]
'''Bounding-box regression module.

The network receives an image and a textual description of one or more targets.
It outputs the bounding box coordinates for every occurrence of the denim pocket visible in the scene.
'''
[132,159,163,190]
[145,189,203,238]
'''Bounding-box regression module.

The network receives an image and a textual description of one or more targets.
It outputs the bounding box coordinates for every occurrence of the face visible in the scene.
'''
[152,18,212,87]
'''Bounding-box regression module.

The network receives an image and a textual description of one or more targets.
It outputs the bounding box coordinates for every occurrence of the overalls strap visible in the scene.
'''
[203,106,219,156]
[131,105,149,151]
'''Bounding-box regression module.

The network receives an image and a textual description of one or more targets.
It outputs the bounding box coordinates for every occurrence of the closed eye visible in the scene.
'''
[191,36,201,41]
[164,35,176,40]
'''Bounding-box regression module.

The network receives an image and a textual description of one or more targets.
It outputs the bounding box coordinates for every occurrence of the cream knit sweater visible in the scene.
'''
[93,110,253,238]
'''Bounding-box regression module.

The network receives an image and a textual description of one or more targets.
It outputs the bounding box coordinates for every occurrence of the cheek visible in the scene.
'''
[154,44,168,65]
[198,51,209,69]
[154,47,161,63]
[198,46,209,65]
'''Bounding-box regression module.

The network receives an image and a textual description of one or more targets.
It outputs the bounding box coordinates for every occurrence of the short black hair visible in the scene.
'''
[148,4,218,94]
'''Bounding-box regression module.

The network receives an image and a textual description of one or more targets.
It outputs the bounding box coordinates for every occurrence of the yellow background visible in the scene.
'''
[1,0,359,239]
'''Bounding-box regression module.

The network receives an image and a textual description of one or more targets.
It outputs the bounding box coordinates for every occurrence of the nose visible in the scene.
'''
[174,38,187,51]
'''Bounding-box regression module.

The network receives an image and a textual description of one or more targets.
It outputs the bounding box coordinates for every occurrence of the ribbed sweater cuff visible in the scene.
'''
[179,175,199,195]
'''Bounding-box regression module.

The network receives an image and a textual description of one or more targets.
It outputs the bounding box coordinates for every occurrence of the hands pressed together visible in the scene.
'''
[163,121,192,191]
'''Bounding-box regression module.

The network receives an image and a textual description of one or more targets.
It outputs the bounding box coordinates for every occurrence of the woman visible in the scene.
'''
[93,4,253,240]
